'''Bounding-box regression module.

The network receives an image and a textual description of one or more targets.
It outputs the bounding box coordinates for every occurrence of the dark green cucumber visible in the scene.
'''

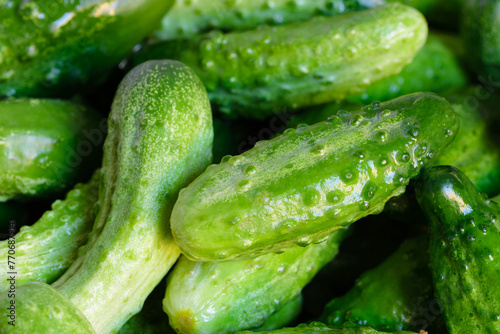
[237,322,419,334]
[0,98,103,202]
[171,92,459,261]
[153,0,371,41]
[348,33,467,104]
[164,229,348,334]
[462,0,500,83]
[432,87,500,196]
[0,0,174,98]
[136,3,427,119]
[320,235,441,332]
[416,166,500,333]
[0,171,99,293]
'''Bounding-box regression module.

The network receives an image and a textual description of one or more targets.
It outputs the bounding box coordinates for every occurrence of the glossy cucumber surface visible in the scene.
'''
[236,322,418,334]
[164,229,348,334]
[0,0,174,98]
[136,4,427,119]
[0,171,99,293]
[416,166,500,333]
[153,0,371,41]
[0,98,102,202]
[320,235,438,332]
[49,60,213,333]
[171,92,458,261]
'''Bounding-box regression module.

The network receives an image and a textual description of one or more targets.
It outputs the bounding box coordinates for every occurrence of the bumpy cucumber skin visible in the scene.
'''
[320,235,436,331]
[433,88,500,196]
[237,322,418,334]
[286,101,363,130]
[348,33,467,104]
[0,171,98,293]
[153,0,371,41]
[462,0,500,82]
[50,61,213,333]
[137,4,427,119]
[171,92,458,261]
[416,166,500,333]
[0,98,102,202]
[164,229,348,334]
[0,282,95,334]
[0,0,174,98]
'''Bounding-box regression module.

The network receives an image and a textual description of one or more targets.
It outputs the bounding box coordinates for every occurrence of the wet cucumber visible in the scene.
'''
[0,0,174,98]
[348,33,467,104]
[136,4,427,119]
[0,171,99,293]
[153,0,371,41]
[2,60,214,334]
[237,322,419,334]
[0,98,103,202]
[171,92,459,261]
[320,235,441,332]
[462,0,500,83]
[164,229,348,334]
[416,166,500,333]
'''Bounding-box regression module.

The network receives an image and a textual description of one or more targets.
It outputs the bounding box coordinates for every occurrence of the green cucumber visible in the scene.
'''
[254,294,303,332]
[320,235,442,332]
[135,3,427,119]
[348,33,467,104]
[432,87,500,196]
[0,0,174,98]
[416,166,500,333]
[0,98,103,202]
[462,0,500,83]
[0,171,99,293]
[164,229,348,334]
[237,322,419,334]
[7,60,213,334]
[153,0,371,41]
[171,92,459,261]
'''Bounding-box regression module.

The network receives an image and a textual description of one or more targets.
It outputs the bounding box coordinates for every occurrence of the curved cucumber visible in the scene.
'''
[237,322,418,334]
[171,92,459,261]
[0,98,103,202]
[0,0,174,98]
[320,235,441,332]
[0,171,99,293]
[153,0,371,41]
[348,33,467,104]
[136,3,427,119]
[416,166,500,333]
[462,0,500,83]
[164,229,348,334]
[26,60,215,334]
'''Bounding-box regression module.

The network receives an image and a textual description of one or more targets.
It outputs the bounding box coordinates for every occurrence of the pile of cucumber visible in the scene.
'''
[1,0,500,333]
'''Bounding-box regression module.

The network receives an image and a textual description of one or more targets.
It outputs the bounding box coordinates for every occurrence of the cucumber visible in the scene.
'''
[135,3,427,119]
[348,33,467,104]
[236,322,419,334]
[5,60,214,334]
[254,295,303,332]
[0,171,99,293]
[171,92,459,261]
[462,0,500,83]
[416,166,500,333]
[164,229,348,334]
[0,98,103,202]
[0,0,174,98]
[320,235,443,332]
[153,0,371,41]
